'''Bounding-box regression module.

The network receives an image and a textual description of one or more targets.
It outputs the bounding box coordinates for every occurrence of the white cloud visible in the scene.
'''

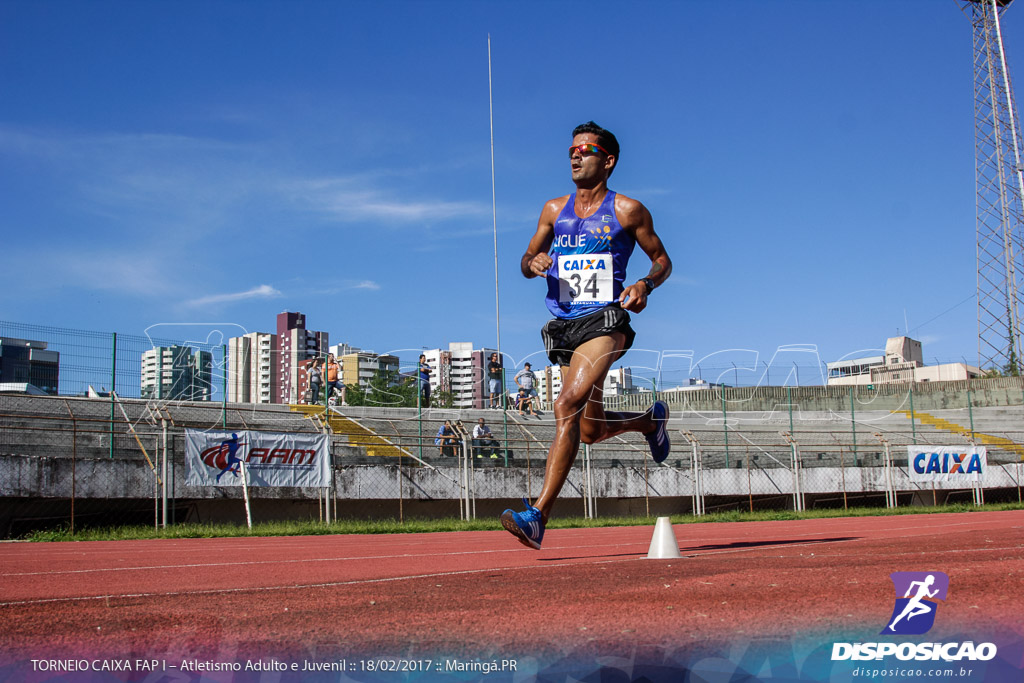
[1,125,489,232]
[351,280,381,290]
[184,284,282,308]
[0,125,263,241]
[49,248,177,296]
[285,178,489,224]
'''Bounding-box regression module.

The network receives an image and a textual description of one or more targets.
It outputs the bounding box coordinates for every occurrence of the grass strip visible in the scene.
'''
[19,502,1023,543]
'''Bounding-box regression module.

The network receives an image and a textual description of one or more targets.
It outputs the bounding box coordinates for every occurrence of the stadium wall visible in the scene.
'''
[617,376,1024,414]
[1,452,1020,537]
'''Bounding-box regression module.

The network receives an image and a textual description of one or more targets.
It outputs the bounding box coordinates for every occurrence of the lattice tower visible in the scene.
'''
[963,0,1024,374]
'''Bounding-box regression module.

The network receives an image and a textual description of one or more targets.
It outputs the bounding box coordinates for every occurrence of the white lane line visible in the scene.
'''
[691,544,1022,559]
[0,532,835,578]
[0,557,650,607]
[1,518,1011,578]
[805,545,1022,560]
[0,547,548,578]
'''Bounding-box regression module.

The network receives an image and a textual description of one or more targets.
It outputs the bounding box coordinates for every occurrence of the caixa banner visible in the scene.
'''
[185,429,331,487]
[906,446,986,483]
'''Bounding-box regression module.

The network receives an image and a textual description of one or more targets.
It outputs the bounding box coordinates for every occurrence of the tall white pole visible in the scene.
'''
[240,459,252,529]
[488,35,502,372]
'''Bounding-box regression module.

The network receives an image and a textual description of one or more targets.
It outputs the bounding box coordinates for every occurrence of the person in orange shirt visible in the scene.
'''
[324,354,347,406]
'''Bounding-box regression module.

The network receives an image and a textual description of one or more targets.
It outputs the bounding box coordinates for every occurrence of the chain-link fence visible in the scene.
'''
[1,320,230,402]
[677,425,1023,513]
[2,391,1022,538]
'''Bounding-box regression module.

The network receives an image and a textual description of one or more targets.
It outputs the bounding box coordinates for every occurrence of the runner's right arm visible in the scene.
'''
[521,197,568,278]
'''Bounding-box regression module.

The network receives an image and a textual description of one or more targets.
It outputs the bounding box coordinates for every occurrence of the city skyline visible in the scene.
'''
[1,311,982,403]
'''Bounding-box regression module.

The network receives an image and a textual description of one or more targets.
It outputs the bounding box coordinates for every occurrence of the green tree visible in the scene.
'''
[431,389,454,409]
[1002,304,1021,377]
[345,370,416,407]
[1005,347,1021,377]
[982,356,1022,378]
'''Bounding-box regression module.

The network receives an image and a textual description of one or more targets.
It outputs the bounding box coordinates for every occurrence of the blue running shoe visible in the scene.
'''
[500,498,545,549]
[644,400,671,463]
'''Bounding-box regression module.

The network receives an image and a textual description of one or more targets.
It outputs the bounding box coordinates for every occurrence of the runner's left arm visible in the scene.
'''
[616,197,672,313]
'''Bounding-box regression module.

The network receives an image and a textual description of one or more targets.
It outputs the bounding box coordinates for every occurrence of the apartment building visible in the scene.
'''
[227,332,276,404]
[330,343,360,360]
[141,345,212,401]
[826,336,981,386]
[341,351,400,388]
[276,312,328,404]
[422,343,498,409]
[421,347,452,397]
[604,366,634,396]
[325,343,396,387]
[538,365,635,404]
[0,337,59,395]
[538,365,563,406]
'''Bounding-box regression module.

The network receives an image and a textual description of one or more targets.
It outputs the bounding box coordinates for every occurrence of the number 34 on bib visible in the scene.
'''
[557,253,614,304]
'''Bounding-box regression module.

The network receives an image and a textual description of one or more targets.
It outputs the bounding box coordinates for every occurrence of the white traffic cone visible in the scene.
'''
[646,516,681,559]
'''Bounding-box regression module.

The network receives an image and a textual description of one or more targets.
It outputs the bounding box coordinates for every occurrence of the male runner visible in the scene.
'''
[500,121,673,549]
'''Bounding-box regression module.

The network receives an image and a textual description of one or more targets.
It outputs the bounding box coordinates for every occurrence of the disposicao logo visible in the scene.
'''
[831,571,998,663]
[882,571,949,635]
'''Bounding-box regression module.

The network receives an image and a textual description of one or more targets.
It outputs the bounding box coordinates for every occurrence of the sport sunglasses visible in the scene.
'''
[568,142,609,158]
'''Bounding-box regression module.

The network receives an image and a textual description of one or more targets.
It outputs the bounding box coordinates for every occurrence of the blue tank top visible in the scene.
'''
[545,191,636,319]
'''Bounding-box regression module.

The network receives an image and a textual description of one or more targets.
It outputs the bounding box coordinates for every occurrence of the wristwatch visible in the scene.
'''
[639,278,655,295]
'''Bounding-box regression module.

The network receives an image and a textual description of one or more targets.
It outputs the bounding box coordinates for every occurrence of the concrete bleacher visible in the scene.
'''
[890,407,1024,459]
[3,394,1022,468]
[335,406,555,461]
[0,395,327,462]
[326,402,1024,468]
[0,394,320,433]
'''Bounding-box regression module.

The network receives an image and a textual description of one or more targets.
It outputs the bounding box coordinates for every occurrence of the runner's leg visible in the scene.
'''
[575,338,657,445]
[533,333,656,520]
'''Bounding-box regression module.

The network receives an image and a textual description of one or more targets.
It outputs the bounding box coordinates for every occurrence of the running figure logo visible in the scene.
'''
[881,572,949,635]
[210,433,245,482]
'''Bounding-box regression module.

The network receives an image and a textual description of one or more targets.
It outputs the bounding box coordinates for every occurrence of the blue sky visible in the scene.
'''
[0,0,1013,386]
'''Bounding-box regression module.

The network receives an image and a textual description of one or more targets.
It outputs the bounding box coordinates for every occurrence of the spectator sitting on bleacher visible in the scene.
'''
[472,418,499,459]
[514,362,541,417]
[435,420,459,457]
[515,387,529,415]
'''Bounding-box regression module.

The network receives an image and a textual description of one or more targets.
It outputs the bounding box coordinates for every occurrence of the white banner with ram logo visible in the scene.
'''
[185,429,331,487]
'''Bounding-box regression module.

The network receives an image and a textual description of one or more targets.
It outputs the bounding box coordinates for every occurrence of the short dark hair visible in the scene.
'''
[572,121,619,163]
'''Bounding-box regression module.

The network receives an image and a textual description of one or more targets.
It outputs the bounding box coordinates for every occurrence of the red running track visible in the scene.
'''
[0,511,1021,667]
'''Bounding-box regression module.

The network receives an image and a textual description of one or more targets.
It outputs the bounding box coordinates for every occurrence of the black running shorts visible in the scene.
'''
[541,305,636,367]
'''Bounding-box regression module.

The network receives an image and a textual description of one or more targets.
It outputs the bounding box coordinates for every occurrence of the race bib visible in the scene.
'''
[557,253,613,305]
